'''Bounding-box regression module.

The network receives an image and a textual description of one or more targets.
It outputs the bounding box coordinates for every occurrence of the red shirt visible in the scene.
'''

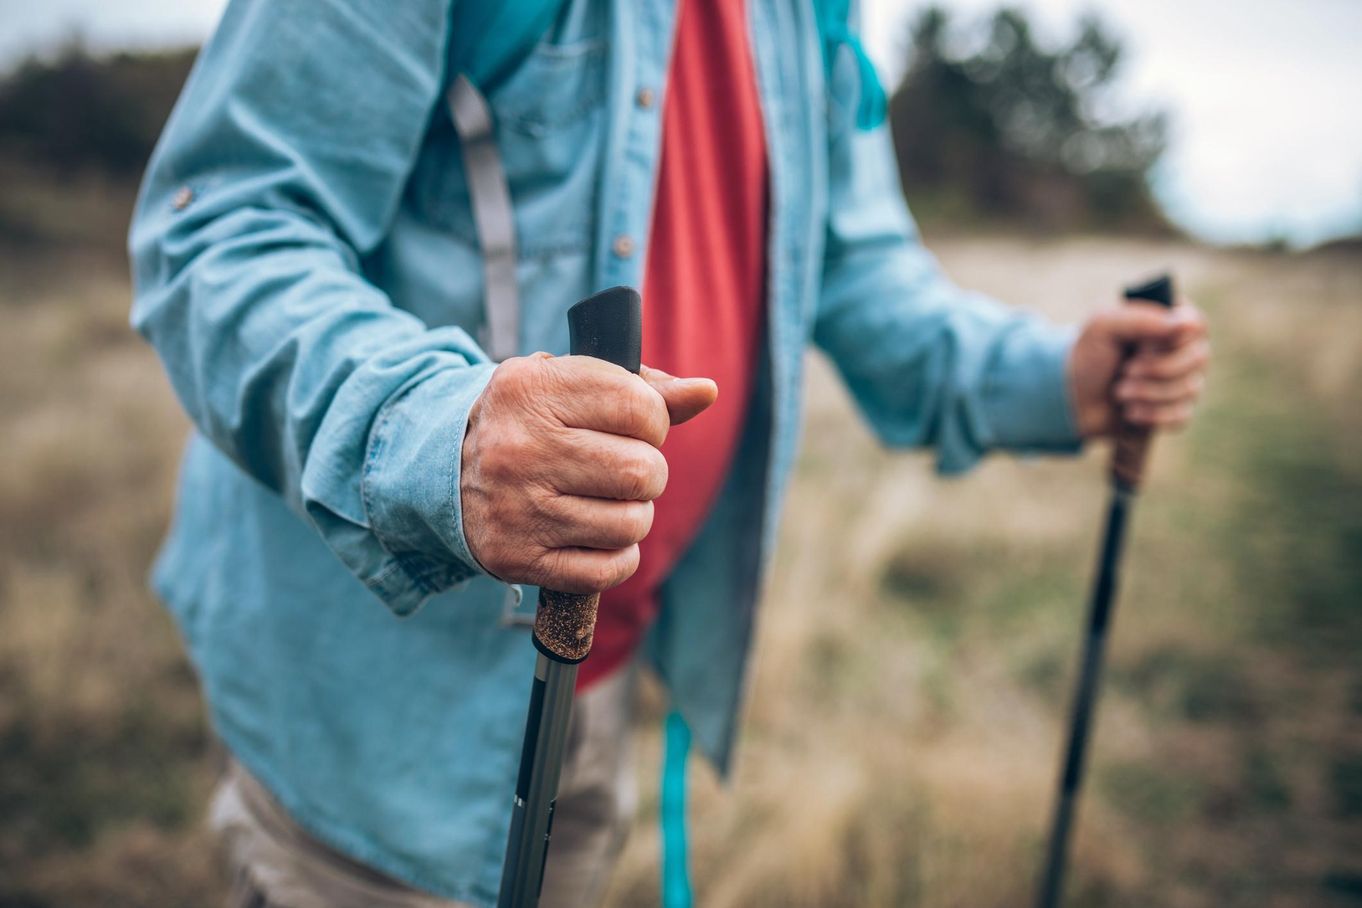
[579,0,769,688]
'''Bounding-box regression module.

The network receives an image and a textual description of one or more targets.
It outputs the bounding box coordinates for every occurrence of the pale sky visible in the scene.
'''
[3,0,1359,247]
[864,0,1362,246]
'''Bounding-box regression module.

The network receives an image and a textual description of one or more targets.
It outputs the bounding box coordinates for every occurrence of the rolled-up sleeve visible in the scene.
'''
[129,0,491,615]
[814,101,1082,474]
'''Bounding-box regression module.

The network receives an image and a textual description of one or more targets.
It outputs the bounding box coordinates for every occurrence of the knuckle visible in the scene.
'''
[611,384,641,426]
[529,549,569,589]
[503,354,562,407]
[645,403,670,444]
[624,501,654,543]
[590,560,620,592]
[550,547,604,592]
[560,555,617,594]
[591,503,649,548]
[525,496,564,544]
[623,384,668,443]
[618,387,649,433]
[646,448,669,497]
[482,432,529,483]
[617,456,652,500]
[480,540,521,580]
[492,356,535,394]
[480,430,514,467]
[617,449,667,501]
[605,547,641,589]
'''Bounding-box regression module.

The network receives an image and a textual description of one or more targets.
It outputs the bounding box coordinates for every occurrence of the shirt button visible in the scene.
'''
[172,186,194,210]
[612,234,635,258]
[635,87,655,109]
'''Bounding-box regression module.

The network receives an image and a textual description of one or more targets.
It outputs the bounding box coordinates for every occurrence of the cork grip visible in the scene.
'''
[532,287,644,664]
[1111,275,1175,491]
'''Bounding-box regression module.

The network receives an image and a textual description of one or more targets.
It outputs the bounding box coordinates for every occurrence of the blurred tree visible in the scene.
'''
[889,6,1171,233]
[0,43,195,176]
[2,13,1171,233]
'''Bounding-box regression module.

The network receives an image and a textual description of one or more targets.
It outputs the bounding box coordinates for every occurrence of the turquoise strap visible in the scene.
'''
[661,710,693,908]
[814,0,887,130]
[450,2,562,94]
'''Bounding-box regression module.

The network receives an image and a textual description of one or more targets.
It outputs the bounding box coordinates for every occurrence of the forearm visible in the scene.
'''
[814,119,1081,472]
[817,243,1080,472]
[128,0,492,613]
[132,201,495,607]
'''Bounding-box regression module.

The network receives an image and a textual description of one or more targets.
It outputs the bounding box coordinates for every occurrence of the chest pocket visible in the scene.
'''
[405,17,610,361]
[406,14,609,253]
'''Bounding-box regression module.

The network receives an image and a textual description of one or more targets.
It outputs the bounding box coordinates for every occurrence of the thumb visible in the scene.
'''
[640,365,718,426]
[1098,301,1184,346]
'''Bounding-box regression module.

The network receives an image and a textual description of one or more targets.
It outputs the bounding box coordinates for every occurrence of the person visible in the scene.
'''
[128,1,1210,906]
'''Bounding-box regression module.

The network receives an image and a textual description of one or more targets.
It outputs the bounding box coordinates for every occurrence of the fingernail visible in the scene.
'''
[675,377,717,391]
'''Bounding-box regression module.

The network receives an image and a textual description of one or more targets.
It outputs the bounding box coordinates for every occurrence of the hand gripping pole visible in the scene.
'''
[1036,275,1175,908]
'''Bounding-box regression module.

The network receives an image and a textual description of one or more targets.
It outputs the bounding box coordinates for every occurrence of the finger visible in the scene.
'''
[532,544,641,594]
[546,430,668,500]
[1098,302,1185,346]
[1168,304,1209,346]
[546,358,670,446]
[1114,373,1205,406]
[641,365,719,426]
[1130,306,1207,355]
[1123,400,1194,430]
[536,497,654,549]
[1124,338,1210,381]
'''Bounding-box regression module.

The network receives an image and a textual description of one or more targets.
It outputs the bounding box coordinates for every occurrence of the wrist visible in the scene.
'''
[1066,371,1118,440]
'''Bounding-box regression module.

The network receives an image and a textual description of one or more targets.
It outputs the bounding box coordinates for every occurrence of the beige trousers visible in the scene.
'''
[213,666,638,908]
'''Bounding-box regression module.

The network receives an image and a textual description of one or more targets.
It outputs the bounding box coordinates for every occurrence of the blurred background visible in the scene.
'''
[0,1,1358,906]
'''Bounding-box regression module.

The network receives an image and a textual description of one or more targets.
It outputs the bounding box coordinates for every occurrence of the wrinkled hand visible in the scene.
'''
[461,353,717,593]
[1068,301,1210,438]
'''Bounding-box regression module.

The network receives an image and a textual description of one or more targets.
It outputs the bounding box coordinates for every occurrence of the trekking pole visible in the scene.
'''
[1035,275,1175,908]
[498,285,643,908]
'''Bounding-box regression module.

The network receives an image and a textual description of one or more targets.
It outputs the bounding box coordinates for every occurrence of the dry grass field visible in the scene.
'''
[1,171,1359,907]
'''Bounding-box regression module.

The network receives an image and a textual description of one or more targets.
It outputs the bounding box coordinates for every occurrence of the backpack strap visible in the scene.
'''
[661,709,694,908]
[447,74,520,363]
[443,0,562,363]
[813,0,887,130]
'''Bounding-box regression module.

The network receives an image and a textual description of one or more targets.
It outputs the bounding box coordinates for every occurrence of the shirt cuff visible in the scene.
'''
[977,321,1084,456]
[360,361,498,615]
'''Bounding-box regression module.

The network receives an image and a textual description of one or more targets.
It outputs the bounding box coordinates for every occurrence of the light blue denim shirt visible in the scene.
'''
[129,0,1080,902]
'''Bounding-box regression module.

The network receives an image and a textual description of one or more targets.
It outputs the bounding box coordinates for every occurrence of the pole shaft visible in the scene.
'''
[1036,486,1132,908]
[1037,273,1171,907]
[499,654,579,908]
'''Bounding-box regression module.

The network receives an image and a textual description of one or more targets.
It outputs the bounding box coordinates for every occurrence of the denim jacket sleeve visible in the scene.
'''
[814,111,1083,474]
[129,0,494,616]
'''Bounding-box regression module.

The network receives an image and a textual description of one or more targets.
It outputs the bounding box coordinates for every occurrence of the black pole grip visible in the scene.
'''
[533,286,643,664]
[1111,274,1176,490]
[567,285,643,373]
